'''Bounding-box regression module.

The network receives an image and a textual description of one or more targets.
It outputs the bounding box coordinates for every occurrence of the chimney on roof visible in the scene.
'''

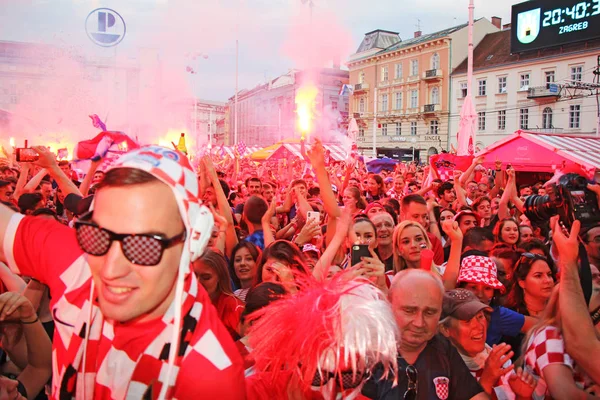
[491,16,501,29]
[414,30,422,38]
[503,23,511,30]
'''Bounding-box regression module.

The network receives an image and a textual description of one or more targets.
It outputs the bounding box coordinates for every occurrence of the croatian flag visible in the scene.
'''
[236,141,247,156]
[89,114,107,131]
[429,153,474,182]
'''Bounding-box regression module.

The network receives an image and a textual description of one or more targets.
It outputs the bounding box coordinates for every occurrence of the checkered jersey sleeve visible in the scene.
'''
[525,325,574,377]
[3,213,82,289]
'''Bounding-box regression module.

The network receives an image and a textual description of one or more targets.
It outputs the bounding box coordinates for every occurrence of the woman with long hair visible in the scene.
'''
[341,186,366,215]
[193,249,245,339]
[365,174,386,203]
[229,241,261,302]
[254,240,310,293]
[392,220,463,290]
[493,218,520,248]
[435,207,457,247]
[522,287,599,398]
[506,253,556,318]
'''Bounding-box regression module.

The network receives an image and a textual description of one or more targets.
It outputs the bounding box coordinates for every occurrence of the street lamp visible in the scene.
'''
[186,52,209,150]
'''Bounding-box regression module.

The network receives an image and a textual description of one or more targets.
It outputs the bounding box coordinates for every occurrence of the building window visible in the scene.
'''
[395,92,402,110]
[381,94,388,111]
[331,101,338,110]
[498,76,507,94]
[359,98,365,113]
[395,63,403,79]
[359,71,365,84]
[411,59,419,76]
[498,110,506,130]
[431,87,440,104]
[571,65,583,82]
[431,53,440,70]
[542,107,553,129]
[545,71,555,84]
[395,122,401,135]
[478,112,486,131]
[410,90,418,108]
[569,105,581,128]
[460,82,468,98]
[520,108,529,129]
[410,121,417,136]
[520,73,530,90]
[358,128,365,137]
[345,102,349,112]
[382,66,389,82]
[382,123,388,136]
[478,80,487,96]
[429,120,439,135]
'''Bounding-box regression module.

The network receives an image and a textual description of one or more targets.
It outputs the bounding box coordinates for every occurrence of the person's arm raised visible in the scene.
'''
[497,168,515,220]
[441,220,463,290]
[313,211,350,281]
[460,156,484,187]
[553,216,600,382]
[307,140,341,219]
[79,157,103,196]
[261,198,277,248]
[31,146,81,198]
[12,163,29,201]
[489,159,504,199]
[0,203,17,265]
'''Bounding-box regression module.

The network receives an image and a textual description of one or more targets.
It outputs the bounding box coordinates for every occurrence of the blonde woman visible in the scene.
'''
[392,220,463,290]
[522,286,599,399]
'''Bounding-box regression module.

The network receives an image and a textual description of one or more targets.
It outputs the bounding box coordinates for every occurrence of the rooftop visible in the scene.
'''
[453,29,600,75]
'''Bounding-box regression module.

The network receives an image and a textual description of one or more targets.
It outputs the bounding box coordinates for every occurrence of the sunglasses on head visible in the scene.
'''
[519,252,547,264]
[74,217,186,266]
[310,368,368,390]
[404,365,418,400]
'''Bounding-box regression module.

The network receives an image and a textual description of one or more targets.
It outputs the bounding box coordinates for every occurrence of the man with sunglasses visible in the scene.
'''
[363,270,486,400]
[0,146,245,398]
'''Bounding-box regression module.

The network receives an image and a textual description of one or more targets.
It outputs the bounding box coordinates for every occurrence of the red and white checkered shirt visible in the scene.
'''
[524,325,585,399]
[3,214,245,399]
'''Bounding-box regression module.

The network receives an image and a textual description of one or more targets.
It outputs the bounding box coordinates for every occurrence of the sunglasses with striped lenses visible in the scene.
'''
[74,220,186,266]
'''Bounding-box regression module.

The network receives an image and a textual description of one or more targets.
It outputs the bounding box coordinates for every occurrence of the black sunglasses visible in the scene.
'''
[310,368,367,390]
[74,219,186,266]
[517,252,547,268]
[404,365,418,400]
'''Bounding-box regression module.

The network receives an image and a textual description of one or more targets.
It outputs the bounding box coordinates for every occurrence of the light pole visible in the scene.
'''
[186,52,209,149]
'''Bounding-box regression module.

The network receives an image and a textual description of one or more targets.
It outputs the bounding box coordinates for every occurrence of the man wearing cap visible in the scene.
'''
[457,255,535,346]
[455,210,481,236]
[439,289,537,399]
[363,269,486,400]
[0,146,245,398]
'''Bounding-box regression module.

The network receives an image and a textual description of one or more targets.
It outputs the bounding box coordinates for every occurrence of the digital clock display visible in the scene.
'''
[511,0,600,53]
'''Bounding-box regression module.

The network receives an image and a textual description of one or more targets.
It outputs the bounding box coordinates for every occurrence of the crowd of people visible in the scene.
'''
[0,140,598,399]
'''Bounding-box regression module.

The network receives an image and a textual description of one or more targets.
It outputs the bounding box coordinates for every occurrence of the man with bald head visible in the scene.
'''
[363,270,486,399]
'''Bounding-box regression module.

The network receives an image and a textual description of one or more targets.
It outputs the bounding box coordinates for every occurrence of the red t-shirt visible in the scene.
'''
[3,214,246,399]
[427,232,445,265]
[215,293,244,340]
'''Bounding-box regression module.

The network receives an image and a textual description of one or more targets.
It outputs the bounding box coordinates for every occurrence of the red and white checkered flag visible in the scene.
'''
[236,141,247,156]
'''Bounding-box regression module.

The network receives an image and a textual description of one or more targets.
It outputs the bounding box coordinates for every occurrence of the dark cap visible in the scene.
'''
[0,180,10,188]
[64,193,94,215]
[442,289,492,320]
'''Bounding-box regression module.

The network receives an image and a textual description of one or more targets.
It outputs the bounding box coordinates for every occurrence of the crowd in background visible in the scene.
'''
[0,140,599,399]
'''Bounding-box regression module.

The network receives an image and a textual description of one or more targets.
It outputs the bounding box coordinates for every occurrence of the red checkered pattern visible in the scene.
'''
[433,376,449,400]
[525,325,585,398]
[457,256,505,293]
[429,154,474,181]
[2,145,245,399]
[122,235,164,265]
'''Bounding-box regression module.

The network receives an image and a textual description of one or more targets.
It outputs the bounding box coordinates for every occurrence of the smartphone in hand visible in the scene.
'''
[15,148,39,162]
[351,244,370,267]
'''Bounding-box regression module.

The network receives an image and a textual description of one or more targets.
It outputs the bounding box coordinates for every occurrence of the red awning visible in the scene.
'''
[477,130,600,174]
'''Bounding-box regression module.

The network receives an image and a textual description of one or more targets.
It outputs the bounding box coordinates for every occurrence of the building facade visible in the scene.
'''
[450,29,600,150]
[227,68,349,147]
[189,99,226,147]
[347,19,499,161]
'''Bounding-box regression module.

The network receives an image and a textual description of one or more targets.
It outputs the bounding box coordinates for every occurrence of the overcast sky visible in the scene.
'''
[0,0,523,102]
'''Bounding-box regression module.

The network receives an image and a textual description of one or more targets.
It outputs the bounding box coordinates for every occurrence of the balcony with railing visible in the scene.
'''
[423,69,442,80]
[353,83,370,92]
[422,104,441,114]
[527,84,561,99]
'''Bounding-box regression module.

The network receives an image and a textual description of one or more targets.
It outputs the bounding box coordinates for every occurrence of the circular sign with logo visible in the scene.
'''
[85,8,126,47]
